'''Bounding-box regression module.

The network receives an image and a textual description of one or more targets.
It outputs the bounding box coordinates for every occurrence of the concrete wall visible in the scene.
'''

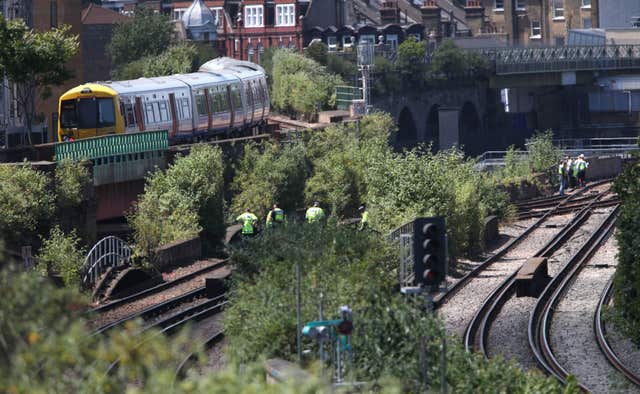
[153,236,202,270]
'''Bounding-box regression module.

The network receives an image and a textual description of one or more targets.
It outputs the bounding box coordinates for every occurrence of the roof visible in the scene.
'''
[59,83,118,100]
[182,0,215,29]
[81,4,129,25]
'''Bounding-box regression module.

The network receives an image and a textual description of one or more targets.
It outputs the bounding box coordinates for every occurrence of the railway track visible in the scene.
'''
[596,279,640,389]
[463,187,612,359]
[517,195,620,220]
[434,179,611,313]
[529,205,619,390]
[91,259,230,331]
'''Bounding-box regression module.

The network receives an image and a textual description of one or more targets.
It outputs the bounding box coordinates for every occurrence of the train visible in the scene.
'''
[58,57,270,143]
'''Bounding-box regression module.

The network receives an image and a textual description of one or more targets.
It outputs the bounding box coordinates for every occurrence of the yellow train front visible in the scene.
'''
[57,57,270,143]
[58,84,124,141]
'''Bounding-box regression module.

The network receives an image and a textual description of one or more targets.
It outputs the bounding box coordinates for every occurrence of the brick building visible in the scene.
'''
[81,4,130,83]
[169,0,306,62]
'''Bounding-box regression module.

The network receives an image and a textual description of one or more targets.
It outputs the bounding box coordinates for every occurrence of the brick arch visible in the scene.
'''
[397,106,417,143]
[459,101,481,155]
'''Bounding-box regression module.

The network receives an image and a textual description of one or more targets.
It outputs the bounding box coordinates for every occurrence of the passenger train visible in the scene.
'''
[58,58,269,142]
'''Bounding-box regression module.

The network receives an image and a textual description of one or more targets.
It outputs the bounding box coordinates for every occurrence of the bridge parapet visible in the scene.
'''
[478,45,640,75]
[55,131,168,186]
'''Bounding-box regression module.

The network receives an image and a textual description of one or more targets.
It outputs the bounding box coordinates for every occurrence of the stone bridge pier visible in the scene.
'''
[371,83,492,156]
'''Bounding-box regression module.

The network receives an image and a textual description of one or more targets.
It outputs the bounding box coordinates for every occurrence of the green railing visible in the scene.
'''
[335,86,362,111]
[55,130,168,162]
[55,131,169,186]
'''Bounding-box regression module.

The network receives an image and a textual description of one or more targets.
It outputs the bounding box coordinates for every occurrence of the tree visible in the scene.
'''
[114,43,199,80]
[108,7,174,74]
[395,36,427,87]
[36,226,86,288]
[429,39,489,78]
[0,17,78,144]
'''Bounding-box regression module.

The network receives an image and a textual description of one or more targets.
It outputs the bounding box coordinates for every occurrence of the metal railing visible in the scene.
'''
[82,236,132,288]
[477,45,640,75]
[388,220,415,289]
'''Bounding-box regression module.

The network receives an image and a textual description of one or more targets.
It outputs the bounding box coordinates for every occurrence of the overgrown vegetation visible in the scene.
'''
[36,226,86,287]
[54,159,92,209]
[496,130,562,187]
[128,144,224,260]
[611,152,640,343]
[224,225,577,393]
[271,50,343,121]
[0,264,333,393]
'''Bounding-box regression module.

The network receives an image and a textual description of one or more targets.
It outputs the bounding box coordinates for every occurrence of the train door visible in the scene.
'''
[121,96,139,133]
[134,97,146,131]
[245,81,255,125]
[168,93,178,137]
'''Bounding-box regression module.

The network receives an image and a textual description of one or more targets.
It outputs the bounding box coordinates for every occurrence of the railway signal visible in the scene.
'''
[413,217,447,289]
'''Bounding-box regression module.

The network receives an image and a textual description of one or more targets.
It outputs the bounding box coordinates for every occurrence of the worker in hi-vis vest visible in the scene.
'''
[305,201,325,224]
[236,208,258,236]
[266,203,285,228]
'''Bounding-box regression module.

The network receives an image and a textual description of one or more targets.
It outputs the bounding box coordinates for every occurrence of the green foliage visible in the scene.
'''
[128,145,225,259]
[0,17,78,140]
[395,36,427,86]
[114,43,199,80]
[366,147,509,257]
[526,129,562,175]
[0,264,334,393]
[304,112,393,217]
[429,39,489,78]
[54,159,92,209]
[304,41,328,65]
[36,226,86,287]
[612,156,640,343]
[230,142,307,219]
[108,7,173,70]
[224,226,576,393]
[271,50,343,120]
[0,164,55,247]
[372,56,401,96]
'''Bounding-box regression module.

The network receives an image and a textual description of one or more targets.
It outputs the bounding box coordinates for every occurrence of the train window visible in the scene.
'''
[195,90,208,117]
[123,103,135,126]
[98,98,115,127]
[231,85,242,111]
[145,103,155,124]
[60,100,78,128]
[181,98,191,119]
[158,101,170,122]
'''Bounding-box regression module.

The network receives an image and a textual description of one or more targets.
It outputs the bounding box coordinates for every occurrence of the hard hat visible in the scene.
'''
[358,205,365,211]
[579,154,584,158]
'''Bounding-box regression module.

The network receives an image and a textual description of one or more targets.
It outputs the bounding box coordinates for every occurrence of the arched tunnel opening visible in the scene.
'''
[459,102,481,156]
[397,107,418,145]
[426,104,440,152]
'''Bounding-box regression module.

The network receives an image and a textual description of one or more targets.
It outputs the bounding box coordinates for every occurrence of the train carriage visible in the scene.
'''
[58,57,269,143]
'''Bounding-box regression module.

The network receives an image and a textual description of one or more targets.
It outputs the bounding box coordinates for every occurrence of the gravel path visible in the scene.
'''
[438,213,575,338]
[486,207,615,370]
[547,233,632,393]
[90,264,230,329]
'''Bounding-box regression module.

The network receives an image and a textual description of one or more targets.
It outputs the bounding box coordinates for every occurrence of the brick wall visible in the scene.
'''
[82,24,116,82]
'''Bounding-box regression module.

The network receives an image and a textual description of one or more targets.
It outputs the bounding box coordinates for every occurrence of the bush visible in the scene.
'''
[0,164,54,247]
[54,159,92,209]
[224,226,576,393]
[271,50,343,120]
[36,226,86,287]
[230,141,307,220]
[396,36,427,87]
[612,157,640,343]
[429,39,489,79]
[129,144,225,259]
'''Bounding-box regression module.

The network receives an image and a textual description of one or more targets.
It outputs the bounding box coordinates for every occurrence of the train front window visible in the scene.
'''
[61,98,115,129]
[60,100,78,128]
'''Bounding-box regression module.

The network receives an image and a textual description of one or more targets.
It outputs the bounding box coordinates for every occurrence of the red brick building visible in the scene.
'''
[169,0,305,62]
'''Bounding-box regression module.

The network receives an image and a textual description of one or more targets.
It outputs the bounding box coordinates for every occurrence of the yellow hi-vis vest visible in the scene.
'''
[305,207,325,223]
[236,212,258,234]
[266,208,285,226]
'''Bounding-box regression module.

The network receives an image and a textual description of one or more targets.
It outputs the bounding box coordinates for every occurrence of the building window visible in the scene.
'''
[494,0,503,10]
[359,34,375,45]
[50,1,57,28]
[386,34,398,49]
[583,18,592,28]
[327,36,337,51]
[248,44,254,62]
[210,7,223,28]
[275,4,295,26]
[244,5,263,28]
[553,0,564,19]
[342,35,354,48]
[515,0,525,10]
[530,21,541,38]
[581,0,591,8]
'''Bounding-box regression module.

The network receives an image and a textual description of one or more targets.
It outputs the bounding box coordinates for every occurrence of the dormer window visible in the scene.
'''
[244,5,264,28]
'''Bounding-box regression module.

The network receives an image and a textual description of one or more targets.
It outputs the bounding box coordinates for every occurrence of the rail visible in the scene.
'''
[82,236,132,288]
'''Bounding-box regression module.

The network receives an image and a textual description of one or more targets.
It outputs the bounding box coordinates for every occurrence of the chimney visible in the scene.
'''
[421,0,441,39]
[380,1,400,24]
[464,0,484,35]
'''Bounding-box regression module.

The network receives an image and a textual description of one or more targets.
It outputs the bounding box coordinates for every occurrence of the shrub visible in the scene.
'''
[271,50,343,120]
[230,141,307,220]
[36,226,86,287]
[0,164,54,247]
[54,159,92,209]
[128,144,225,258]
[396,36,427,87]
[612,157,640,343]
[526,129,561,177]
[429,39,489,78]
